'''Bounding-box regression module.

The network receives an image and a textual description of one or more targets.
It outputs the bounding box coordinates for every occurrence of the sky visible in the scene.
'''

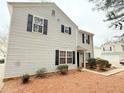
[0,0,123,46]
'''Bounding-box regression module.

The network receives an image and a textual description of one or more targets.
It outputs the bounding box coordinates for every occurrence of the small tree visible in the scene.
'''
[87,58,96,69]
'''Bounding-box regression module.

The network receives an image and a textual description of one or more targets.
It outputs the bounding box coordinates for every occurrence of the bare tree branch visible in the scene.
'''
[89,0,124,30]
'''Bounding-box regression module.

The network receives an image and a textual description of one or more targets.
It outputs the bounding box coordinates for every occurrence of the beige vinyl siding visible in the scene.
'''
[77,30,94,57]
[5,5,77,78]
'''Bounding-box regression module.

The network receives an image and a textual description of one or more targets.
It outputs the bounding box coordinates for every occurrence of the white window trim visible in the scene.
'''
[83,34,90,45]
[62,25,70,35]
[67,51,73,64]
[31,15,48,34]
[64,26,70,34]
[59,51,66,64]
[59,50,73,65]
[32,15,44,33]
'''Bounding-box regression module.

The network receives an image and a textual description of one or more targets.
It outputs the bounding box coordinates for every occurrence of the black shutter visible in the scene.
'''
[88,53,91,58]
[55,50,59,65]
[69,27,71,35]
[61,25,64,33]
[82,34,85,43]
[88,35,90,44]
[43,19,48,35]
[73,51,75,64]
[27,14,33,32]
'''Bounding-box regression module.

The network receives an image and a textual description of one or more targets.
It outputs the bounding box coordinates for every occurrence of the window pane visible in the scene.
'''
[67,51,72,58]
[60,58,66,64]
[65,26,69,33]
[60,51,66,58]
[38,26,42,33]
[33,24,39,32]
[67,58,72,64]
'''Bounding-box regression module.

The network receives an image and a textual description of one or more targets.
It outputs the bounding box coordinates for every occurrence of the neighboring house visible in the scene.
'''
[0,45,4,60]
[94,42,124,67]
[0,41,6,60]
[4,2,94,79]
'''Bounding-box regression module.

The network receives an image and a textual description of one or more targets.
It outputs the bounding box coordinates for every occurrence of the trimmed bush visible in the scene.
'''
[22,74,30,84]
[57,65,68,75]
[87,58,96,69]
[106,63,112,68]
[96,58,110,71]
[36,68,47,78]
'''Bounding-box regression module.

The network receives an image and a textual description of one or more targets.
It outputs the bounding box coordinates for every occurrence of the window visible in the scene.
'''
[67,51,73,64]
[60,51,66,64]
[103,46,113,51]
[27,14,48,35]
[52,10,55,16]
[59,51,73,64]
[61,25,71,35]
[65,26,69,33]
[82,34,90,44]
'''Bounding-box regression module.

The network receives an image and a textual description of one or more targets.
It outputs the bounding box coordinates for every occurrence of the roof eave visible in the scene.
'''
[79,30,94,35]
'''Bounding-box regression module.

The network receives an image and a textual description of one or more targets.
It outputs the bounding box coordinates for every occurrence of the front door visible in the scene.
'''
[77,51,84,67]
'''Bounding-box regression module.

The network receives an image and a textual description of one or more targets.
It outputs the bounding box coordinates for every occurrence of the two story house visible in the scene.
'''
[4,2,94,79]
[94,41,124,67]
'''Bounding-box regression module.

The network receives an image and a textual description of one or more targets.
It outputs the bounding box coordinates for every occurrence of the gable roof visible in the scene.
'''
[8,2,78,28]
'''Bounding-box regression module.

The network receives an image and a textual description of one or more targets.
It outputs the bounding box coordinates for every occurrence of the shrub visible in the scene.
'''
[36,68,47,78]
[22,74,30,84]
[57,65,68,75]
[87,58,96,69]
[106,63,111,68]
[96,58,110,70]
[0,59,4,64]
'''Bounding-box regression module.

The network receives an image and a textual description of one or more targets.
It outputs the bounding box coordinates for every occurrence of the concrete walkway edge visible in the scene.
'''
[82,67,124,76]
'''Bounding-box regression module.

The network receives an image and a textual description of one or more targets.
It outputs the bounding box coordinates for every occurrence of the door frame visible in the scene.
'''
[77,51,84,68]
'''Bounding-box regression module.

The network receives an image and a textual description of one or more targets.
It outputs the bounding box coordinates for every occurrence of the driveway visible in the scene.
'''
[1,70,124,93]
